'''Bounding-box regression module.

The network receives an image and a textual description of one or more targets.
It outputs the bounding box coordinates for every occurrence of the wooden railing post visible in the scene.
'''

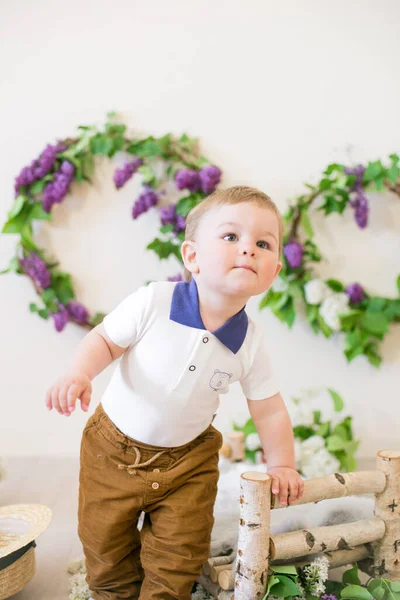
[373,450,400,580]
[234,472,271,599]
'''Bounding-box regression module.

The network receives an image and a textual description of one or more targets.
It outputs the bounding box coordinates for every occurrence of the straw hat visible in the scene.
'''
[0,504,52,599]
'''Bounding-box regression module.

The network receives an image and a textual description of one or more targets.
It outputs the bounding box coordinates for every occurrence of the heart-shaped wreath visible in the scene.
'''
[260,158,400,367]
[1,113,222,331]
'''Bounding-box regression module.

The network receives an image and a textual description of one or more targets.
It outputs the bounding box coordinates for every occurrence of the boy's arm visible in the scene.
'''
[46,323,126,416]
[69,323,126,380]
[247,392,304,505]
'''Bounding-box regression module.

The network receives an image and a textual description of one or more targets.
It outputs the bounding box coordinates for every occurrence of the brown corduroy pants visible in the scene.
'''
[78,403,223,600]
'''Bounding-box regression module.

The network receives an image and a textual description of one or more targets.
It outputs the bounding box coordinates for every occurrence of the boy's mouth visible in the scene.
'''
[235,265,256,274]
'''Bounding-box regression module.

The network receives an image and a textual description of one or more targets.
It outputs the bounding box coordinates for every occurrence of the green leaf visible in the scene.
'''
[146,238,182,262]
[313,410,321,424]
[37,308,49,319]
[268,575,302,597]
[275,297,296,328]
[317,313,333,338]
[263,575,280,600]
[341,584,373,600]
[326,435,348,451]
[300,208,314,238]
[8,195,26,220]
[138,164,157,185]
[269,565,298,575]
[316,421,331,438]
[363,160,383,183]
[30,179,46,194]
[328,388,344,412]
[88,312,106,327]
[51,272,75,304]
[367,579,386,600]
[397,275,400,296]
[160,224,175,234]
[360,312,389,336]
[29,303,39,313]
[29,203,52,221]
[326,279,345,292]
[175,193,201,217]
[319,178,333,191]
[343,565,361,586]
[90,135,114,156]
[367,297,387,312]
[293,425,315,440]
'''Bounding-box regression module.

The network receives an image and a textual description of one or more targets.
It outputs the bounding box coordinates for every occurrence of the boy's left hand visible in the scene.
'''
[267,466,304,506]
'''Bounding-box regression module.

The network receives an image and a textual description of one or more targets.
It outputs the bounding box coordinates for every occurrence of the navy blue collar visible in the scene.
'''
[170,278,248,354]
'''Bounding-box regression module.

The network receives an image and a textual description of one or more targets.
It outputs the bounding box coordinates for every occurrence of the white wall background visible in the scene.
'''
[1,0,399,458]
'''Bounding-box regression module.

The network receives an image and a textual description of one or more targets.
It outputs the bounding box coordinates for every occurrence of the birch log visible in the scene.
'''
[373,450,400,580]
[235,472,271,599]
[272,470,386,509]
[270,517,385,560]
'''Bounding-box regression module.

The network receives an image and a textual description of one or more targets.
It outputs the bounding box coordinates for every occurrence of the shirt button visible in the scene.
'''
[203,337,209,343]
[189,365,196,371]
[153,468,160,473]
[152,482,160,490]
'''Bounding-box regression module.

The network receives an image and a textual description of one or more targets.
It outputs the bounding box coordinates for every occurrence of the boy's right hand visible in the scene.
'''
[45,373,92,416]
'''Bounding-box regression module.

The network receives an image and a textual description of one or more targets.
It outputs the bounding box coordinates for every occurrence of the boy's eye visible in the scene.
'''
[257,240,270,249]
[223,233,238,242]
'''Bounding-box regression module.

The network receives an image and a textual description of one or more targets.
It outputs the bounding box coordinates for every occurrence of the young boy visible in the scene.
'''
[46,185,304,600]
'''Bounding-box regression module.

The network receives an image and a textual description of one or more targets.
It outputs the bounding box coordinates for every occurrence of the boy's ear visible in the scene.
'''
[181,240,200,275]
[274,261,282,279]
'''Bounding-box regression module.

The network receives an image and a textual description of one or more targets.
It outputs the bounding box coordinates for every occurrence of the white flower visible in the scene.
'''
[300,435,325,458]
[245,432,261,451]
[304,279,333,305]
[287,399,314,428]
[319,292,350,331]
[301,446,340,479]
[272,276,288,293]
[68,572,91,600]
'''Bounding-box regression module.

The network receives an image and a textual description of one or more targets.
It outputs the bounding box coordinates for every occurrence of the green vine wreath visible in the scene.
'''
[1,112,222,331]
[260,157,400,367]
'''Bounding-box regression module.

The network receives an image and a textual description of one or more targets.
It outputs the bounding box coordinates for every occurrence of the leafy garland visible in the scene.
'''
[1,113,221,331]
[260,158,400,367]
[233,388,359,474]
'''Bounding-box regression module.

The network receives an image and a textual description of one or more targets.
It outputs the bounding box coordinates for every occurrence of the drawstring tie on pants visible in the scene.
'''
[117,446,166,475]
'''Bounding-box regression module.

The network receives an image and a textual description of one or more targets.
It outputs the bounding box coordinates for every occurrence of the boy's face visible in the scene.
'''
[184,202,282,298]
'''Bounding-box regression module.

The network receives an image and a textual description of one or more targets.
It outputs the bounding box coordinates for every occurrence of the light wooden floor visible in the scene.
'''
[1,456,376,600]
[1,456,83,600]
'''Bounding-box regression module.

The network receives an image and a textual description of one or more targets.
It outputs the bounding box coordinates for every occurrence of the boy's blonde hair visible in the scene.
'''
[182,185,283,282]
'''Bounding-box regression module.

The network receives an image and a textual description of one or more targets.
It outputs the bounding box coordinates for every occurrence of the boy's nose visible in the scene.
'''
[242,248,256,257]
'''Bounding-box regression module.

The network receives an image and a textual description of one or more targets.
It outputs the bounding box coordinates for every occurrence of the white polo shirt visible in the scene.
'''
[101,278,279,447]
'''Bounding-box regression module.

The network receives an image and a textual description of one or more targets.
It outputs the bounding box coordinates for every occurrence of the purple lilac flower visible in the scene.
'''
[14,142,67,194]
[321,595,337,600]
[345,164,368,228]
[159,203,186,234]
[67,301,89,324]
[42,161,75,212]
[283,240,303,268]
[168,273,183,282]
[199,165,222,194]
[20,252,51,289]
[132,189,159,219]
[51,304,69,332]
[350,190,369,229]
[345,283,366,305]
[175,169,201,192]
[159,204,176,225]
[113,157,143,189]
